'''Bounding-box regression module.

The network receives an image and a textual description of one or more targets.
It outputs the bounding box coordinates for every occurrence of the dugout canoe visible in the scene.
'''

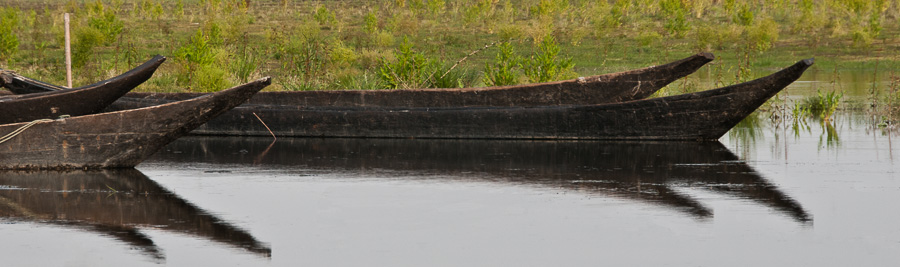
[0,77,270,170]
[3,53,714,107]
[149,136,811,222]
[178,58,811,140]
[0,55,165,124]
[0,169,272,260]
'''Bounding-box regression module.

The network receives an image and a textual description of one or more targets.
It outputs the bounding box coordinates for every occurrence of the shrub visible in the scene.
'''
[521,35,574,83]
[88,11,124,45]
[329,40,358,68]
[425,0,445,16]
[175,29,220,90]
[497,24,523,41]
[660,0,689,37]
[851,29,873,48]
[483,42,519,86]
[529,0,567,18]
[358,48,393,70]
[86,0,124,45]
[192,64,231,92]
[174,0,185,19]
[372,30,395,48]
[462,0,496,25]
[176,29,217,67]
[314,5,337,28]
[0,8,19,61]
[363,11,379,34]
[637,30,662,48]
[378,38,438,89]
[72,26,104,68]
[733,4,754,26]
[283,36,327,83]
[746,18,779,52]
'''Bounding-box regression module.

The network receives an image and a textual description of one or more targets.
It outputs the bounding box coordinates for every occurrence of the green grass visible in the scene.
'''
[0,0,897,93]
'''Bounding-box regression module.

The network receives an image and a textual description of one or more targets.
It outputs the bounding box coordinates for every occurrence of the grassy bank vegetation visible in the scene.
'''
[0,0,897,95]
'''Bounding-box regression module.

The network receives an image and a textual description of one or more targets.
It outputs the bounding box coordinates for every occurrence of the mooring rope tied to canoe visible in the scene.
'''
[0,119,53,144]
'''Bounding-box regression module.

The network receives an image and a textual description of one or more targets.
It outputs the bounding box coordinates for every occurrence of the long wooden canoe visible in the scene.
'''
[3,53,714,107]
[0,77,270,170]
[0,169,271,259]
[149,136,811,222]
[0,55,165,124]
[175,59,811,139]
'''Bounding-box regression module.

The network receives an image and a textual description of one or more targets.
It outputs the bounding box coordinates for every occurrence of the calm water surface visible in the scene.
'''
[2,77,900,266]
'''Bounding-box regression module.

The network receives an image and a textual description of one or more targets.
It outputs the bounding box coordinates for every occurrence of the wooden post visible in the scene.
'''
[64,13,72,88]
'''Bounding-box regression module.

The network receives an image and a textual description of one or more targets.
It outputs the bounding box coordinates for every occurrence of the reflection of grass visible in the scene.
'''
[818,120,840,149]
[728,111,764,146]
[790,104,812,138]
[789,100,841,149]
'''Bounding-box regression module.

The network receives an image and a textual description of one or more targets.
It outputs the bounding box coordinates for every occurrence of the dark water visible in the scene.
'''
[2,83,900,265]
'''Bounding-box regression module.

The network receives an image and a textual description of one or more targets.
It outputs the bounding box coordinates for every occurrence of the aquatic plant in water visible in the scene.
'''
[798,89,844,121]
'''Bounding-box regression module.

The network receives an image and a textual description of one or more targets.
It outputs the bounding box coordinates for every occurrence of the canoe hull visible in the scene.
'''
[0,78,270,170]
[190,59,812,140]
[0,55,165,124]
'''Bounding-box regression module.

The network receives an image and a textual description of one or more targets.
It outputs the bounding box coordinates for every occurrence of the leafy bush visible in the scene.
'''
[372,30,395,48]
[176,29,217,67]
[175,29,221,90]
[72,26,104,68]
[329,40,358,68]
[497,24,523,41]
[314,5,337,28]
[363,11,379,34]
[378,39,438,89]
[283,35,327,82]
[192,64,231,92]
[0,8,19,61]
[529,0,567,18]
[746,18,779,52]
[521,35,574,83]
[425,0,445,16]
[463,0,496,25]
[660,0,688,37]
[483,42,520,86]
[733,4,754,26]
[86,0,124,45]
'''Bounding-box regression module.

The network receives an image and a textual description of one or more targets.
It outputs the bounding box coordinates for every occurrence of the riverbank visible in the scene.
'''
[0,0,897,94]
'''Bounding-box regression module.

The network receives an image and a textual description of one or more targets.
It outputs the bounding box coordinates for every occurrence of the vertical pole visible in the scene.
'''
[64,13,72,88]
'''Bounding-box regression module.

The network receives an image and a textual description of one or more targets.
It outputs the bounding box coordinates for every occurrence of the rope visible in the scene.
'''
[0,119,53,144]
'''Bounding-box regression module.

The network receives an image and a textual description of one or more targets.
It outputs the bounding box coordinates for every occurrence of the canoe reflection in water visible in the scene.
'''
[152,137,812,223]
[0,169,271,261]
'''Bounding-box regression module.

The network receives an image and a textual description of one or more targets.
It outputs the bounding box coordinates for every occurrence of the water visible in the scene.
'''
[2,75,900,266]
